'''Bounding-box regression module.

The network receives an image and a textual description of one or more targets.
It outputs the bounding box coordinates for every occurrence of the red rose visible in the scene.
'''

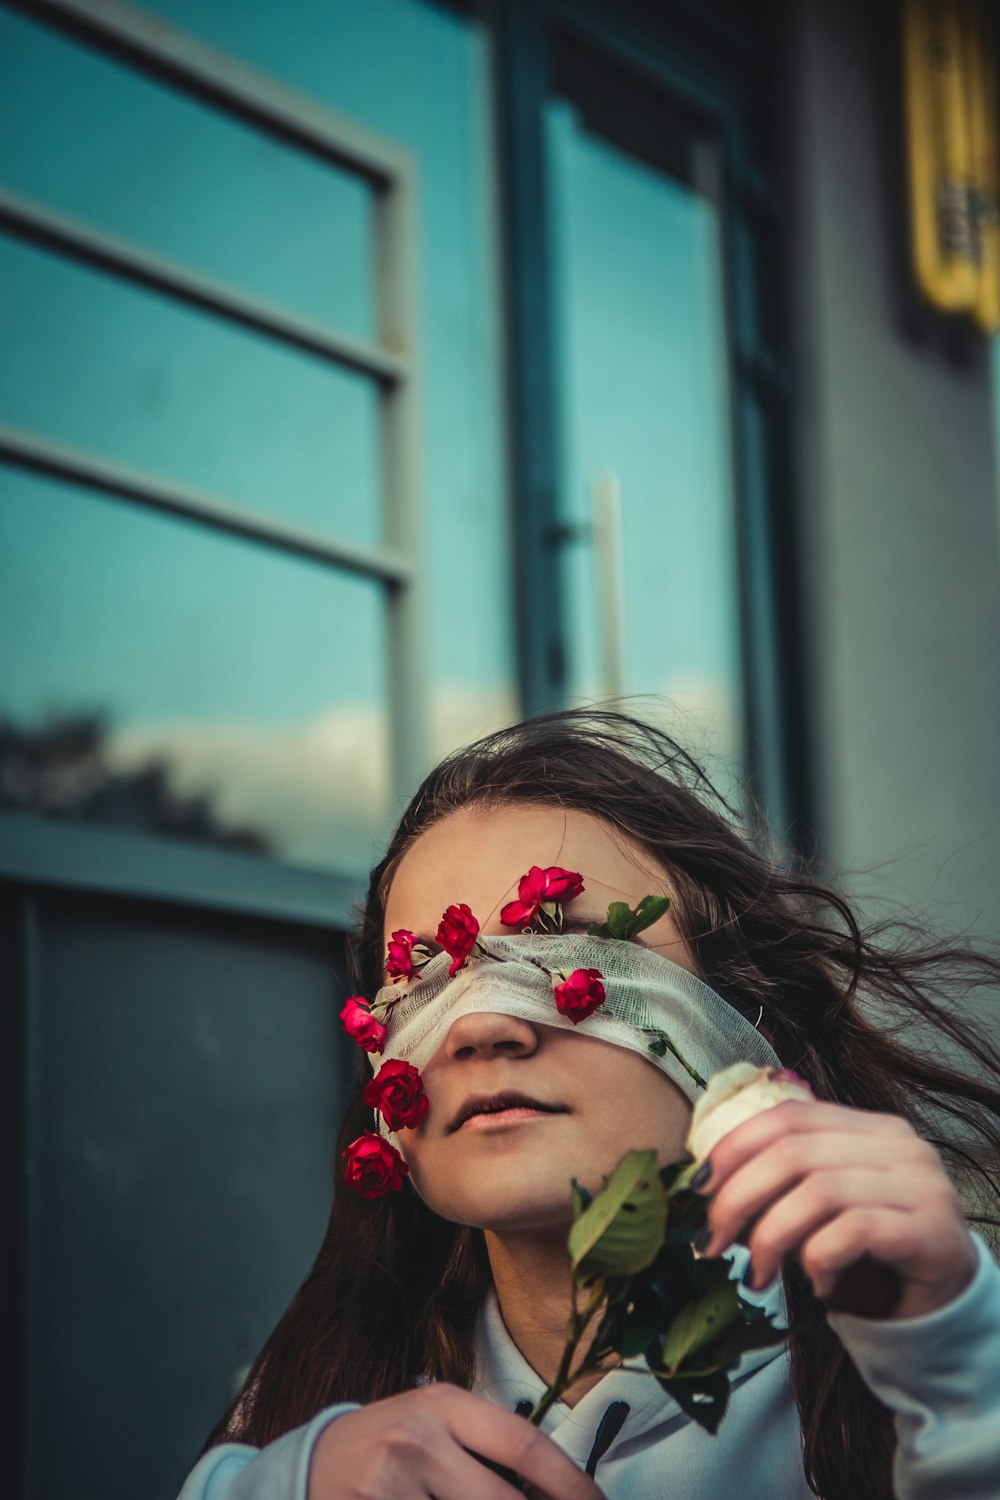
[339,995,387,1054]
[386,928,433,983]
[553,967,606,1023]
[363,1057,429,1131]
[342,1132,409,1198]
[436,903,480,976]
[501,865,585,930]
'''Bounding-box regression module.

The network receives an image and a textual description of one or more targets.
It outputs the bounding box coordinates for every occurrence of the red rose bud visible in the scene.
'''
[363,1057,429,1131]
[553,967,606,1023]
[385,928,433,983]
[436,903,480,976]
[500,865,585,930]
[342,1132,409,1198]
[339,995,388,1054]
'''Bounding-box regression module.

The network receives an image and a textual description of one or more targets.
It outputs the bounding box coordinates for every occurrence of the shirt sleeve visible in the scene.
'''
[828,1233,1000,1499]
[176,1404,361,1500]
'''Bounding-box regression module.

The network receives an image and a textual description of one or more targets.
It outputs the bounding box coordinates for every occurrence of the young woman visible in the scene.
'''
[179,711,1000,1500]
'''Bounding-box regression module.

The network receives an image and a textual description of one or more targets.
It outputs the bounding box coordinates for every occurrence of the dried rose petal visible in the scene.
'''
[339,996,388,1055]
[385,929,434,983]
[436,903,480,976]
[500,865,585,930]
[342,1132,409,1198]
[686,1062,814,1162]
[552,967,606,1023]
[363,1057,429,1131]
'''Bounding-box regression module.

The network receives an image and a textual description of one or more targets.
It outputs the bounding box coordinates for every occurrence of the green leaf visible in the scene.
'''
[570,1178,593,1218]
[660,1159,698,1192]
[586,901,633,939]
[658,1264,743,1374]
[659,1175,710,1242]
[643,1251,787,1380]
[536,899,563,932]
[623,894,671,938]
[568,1150,667,1277]
[616,1284,671,1358]
[652,1369,730,1435]
[692,1310,787,1371]
[586,894,671,942]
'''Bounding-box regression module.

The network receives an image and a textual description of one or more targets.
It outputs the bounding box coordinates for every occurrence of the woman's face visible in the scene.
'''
[381,803,696,1235]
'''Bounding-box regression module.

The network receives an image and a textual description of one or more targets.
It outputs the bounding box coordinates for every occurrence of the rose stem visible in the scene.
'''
[527,1280,607,1426]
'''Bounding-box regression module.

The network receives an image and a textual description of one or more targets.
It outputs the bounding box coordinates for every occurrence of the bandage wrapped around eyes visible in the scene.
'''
[371,934,781,1107]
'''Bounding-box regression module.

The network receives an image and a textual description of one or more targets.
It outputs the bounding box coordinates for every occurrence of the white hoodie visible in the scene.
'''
[178,1236,1000,1499]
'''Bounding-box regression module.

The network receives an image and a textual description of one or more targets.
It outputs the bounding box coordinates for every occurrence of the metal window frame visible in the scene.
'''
[494,0,809,840]
[0,811,362,927]
[0,0,430,861]
[0,423,414,584]
[1,0,810,913]
[0,188,409,386]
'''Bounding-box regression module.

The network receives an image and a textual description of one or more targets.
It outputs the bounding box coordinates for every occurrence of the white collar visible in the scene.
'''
[473,1248,788,1463]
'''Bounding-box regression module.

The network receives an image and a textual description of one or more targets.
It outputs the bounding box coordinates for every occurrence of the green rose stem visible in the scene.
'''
[525,1279,609,1426]
[520,1150,788,1442]
[646,1029,707,1091]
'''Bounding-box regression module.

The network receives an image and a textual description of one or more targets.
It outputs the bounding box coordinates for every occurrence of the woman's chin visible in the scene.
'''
[413,1175,578,1236]
[477,1201,576,1237]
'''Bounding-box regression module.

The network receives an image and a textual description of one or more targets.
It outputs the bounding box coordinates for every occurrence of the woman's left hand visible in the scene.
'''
[695,1099,978,1319]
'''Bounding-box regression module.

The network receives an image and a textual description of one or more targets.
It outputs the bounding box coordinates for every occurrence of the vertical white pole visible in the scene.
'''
[590,469,626,700]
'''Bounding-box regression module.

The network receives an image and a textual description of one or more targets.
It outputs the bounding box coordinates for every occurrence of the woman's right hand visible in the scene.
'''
[308,1383,605,1500]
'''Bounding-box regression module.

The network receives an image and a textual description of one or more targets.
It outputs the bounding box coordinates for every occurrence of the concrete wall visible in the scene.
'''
[785,0,1000,949]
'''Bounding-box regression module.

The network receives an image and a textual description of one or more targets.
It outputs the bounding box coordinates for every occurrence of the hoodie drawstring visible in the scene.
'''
[584,1400,630,1477]
[512,1396,630,1480]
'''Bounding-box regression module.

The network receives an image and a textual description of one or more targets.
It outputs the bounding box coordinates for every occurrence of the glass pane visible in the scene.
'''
[547,94,743,772]
[125,0,518,755]
[0,467,391,873]
[0,236,382,547]
[0,6,375,339]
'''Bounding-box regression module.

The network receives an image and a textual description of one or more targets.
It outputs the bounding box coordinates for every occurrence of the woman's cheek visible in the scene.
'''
[391,1133,452,1209]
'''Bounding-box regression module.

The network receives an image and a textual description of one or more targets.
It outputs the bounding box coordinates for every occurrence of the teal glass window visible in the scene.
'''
[1,0,514,875]
[0,468,391,872]
[547,67,744,774]
[125,0,517,756]
[0,237,383,546]
[0,6,375,339]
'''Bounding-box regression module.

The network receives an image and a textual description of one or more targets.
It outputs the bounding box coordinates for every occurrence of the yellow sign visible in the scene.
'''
[904,0,999,332]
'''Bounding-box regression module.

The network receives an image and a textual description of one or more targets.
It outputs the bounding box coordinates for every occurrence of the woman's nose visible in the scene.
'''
[444,1010,539,1062]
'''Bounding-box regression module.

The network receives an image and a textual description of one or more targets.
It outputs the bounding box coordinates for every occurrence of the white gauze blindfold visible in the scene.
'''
[371,933,781,1111]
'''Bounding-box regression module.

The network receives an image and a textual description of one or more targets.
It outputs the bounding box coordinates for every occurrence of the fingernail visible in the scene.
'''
[690,1160,713,1192]
[694,1225,713,1253]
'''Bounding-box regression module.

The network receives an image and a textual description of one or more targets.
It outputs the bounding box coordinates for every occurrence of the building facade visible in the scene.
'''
[1,1,999,1495]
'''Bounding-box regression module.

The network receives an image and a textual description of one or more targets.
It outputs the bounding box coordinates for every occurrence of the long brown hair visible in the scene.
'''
[206,710,1000,1499]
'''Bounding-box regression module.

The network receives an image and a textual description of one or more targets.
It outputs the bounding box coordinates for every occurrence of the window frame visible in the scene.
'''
[494,0,810,838]
[0,0,811,917]
[0,0,432,903]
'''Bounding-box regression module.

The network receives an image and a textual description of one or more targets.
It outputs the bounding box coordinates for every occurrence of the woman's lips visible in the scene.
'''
[456,1105,562,1131]
[448,1091,569,1132]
